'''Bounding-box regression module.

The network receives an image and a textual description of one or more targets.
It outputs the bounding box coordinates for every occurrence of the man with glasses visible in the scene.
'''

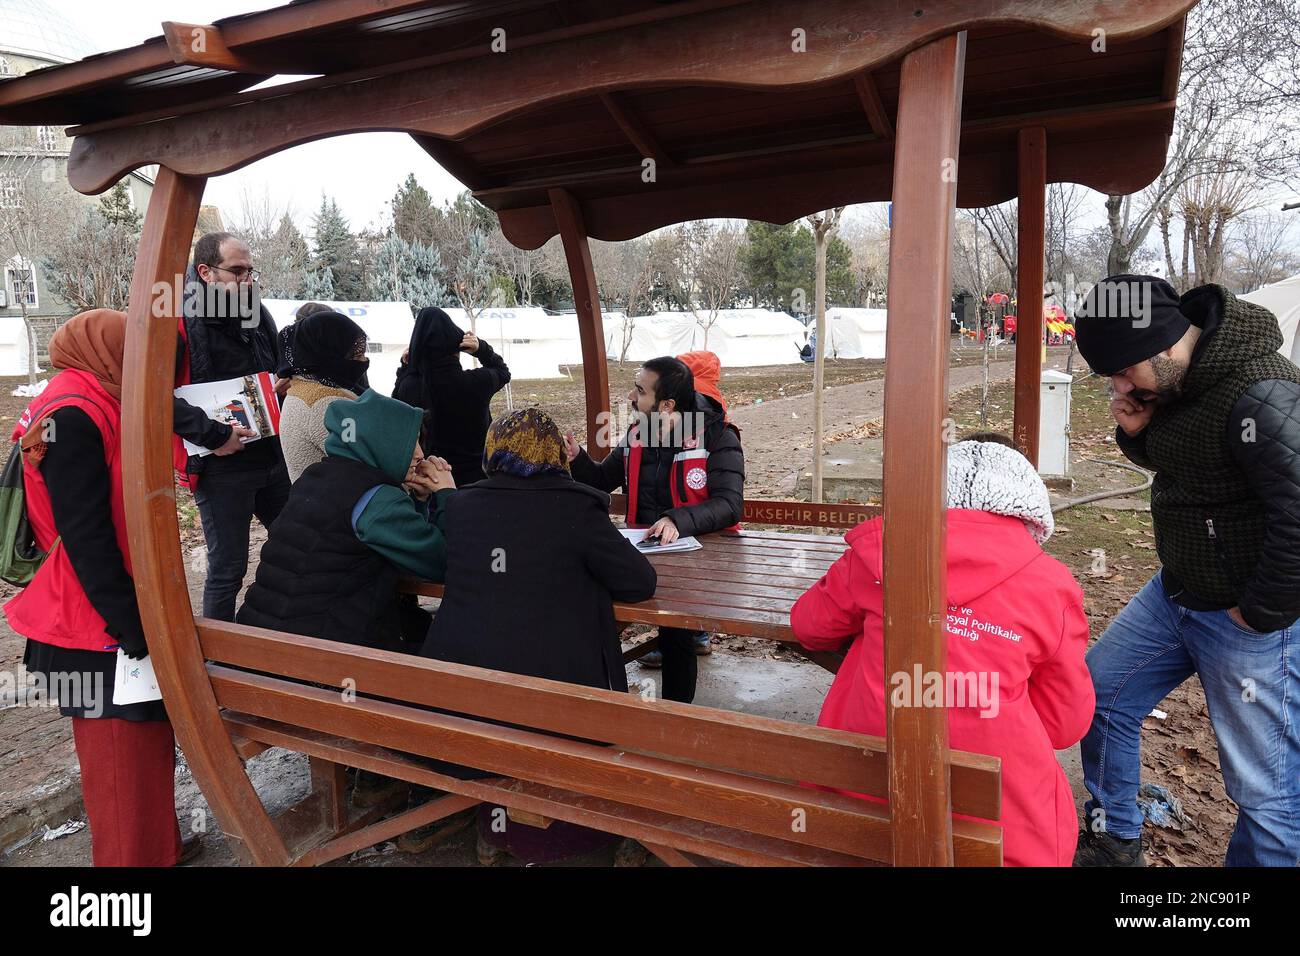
[173,231,291,621]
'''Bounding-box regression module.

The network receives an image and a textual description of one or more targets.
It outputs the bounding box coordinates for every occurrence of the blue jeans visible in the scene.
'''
[193,461,291,621]
[1082,572,1300,866]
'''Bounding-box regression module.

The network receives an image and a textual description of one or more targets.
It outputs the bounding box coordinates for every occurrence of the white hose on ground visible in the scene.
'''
[1051,457,1153,513]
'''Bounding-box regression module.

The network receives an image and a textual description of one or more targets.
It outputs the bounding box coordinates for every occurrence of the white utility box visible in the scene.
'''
[1038,369,1072,480]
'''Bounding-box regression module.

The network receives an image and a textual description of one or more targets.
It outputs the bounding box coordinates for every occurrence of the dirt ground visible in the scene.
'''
[0,345,1234,866]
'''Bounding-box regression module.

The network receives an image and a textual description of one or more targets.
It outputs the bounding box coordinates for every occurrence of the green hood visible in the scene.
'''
[324,389,422,483]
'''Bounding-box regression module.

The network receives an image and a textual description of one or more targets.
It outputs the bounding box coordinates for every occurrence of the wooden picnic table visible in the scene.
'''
[404,529,848,657]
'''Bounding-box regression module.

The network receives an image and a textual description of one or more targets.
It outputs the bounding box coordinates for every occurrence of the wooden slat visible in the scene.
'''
[209,667,897,861]
[222,713,889,867]
[881,32,966,867]
[197,621,1002,821]
[1013,126,1047,465]
[293,792,482,868]
[213,677,1003,865]
[854,72,894,138]
[599,91,675,166]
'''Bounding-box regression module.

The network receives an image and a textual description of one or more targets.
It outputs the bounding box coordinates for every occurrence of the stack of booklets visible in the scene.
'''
[174,372,281,457]
[619,528,702,554]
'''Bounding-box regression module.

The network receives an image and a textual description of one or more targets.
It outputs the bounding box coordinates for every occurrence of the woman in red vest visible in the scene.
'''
[6,309,194,866]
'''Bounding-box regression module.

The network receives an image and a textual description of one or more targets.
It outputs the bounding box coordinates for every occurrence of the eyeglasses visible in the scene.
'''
[210,264,261,282]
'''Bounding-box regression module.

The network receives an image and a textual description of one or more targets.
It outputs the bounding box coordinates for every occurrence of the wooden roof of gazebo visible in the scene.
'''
[0,0,1198,867]
[2,0,1187,246]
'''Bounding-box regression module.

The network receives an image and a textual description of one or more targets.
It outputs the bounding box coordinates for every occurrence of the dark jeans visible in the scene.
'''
[658,627,698,704]
[193,461,291,621]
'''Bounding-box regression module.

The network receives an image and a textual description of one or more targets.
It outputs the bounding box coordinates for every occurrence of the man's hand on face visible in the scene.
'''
[214,425,255,455]
[1110,394,1156,438]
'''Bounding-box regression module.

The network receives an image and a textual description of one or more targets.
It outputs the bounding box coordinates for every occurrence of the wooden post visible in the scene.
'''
[881,31,966,867]
[1013,126,1046,465]
[123,167,290,865]
[549,187,612,459]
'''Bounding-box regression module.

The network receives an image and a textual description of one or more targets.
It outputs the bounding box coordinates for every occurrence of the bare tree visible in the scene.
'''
[0,156,77,387]
[1108,0,1300,275]
[806,207,845,504]
[839,210,891,307]
[1227,212,1300,292]
[659,221,745,348]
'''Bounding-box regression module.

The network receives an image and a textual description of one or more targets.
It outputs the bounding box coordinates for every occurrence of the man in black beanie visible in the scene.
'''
[1072,274,1300,868]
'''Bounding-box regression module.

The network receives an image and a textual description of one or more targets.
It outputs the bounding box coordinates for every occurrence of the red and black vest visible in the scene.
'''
[4,369,128,652]
[622,422,740,532]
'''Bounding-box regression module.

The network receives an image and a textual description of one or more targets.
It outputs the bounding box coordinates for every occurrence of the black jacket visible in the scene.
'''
[237,457,407,651]
[1115,285,1300,632]
[420,473,656,691]
[394,307,511,487]
[173,265,283,475]
[570,394,745,536]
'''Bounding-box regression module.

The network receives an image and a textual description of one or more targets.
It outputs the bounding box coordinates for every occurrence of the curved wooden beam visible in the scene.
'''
[67,0,1196,194]
[123,167,291,865]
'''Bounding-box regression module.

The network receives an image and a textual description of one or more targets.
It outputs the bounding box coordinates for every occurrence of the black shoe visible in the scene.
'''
[1073,828,1145,867]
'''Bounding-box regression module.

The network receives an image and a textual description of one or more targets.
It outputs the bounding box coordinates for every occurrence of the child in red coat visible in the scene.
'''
[791,435,1094,866]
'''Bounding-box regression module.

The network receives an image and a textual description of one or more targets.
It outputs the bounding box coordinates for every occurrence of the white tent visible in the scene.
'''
[605,309,806,366]
[1241,274,1300,364]
[0,316,36,377]
[264,301,586,392]
[442,307,581,380]
[823,307,888,359]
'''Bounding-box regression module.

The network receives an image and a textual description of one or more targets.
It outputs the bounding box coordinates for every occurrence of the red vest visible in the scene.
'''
[3,369,130,652]
[622,424,740,532]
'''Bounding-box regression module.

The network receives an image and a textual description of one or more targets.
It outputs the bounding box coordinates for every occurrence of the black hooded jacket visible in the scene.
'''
[570,393,745,536]
[392,307,510,486]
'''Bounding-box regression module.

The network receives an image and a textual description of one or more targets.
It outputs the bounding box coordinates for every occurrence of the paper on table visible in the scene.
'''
[619,528,702,554]
[112,649,163,706]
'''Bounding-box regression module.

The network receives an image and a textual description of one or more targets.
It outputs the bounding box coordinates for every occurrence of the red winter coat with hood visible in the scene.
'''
[792,477,1093,866]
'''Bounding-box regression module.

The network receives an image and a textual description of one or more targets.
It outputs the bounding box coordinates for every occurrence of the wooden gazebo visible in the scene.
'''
[0,0,1194,866]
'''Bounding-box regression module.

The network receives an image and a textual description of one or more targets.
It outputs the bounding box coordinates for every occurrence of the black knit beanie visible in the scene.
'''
[1073,274,1189,375]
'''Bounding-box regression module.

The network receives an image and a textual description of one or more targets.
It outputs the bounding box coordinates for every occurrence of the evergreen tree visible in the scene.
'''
[391,173,438,245]
[303,265,335,300]
[371,234,449,313]
[98,180,142,232]
[311,196,363,299]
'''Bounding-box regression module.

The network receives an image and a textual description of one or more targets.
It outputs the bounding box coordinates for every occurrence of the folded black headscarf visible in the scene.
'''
[409,307,465,377]
[288,310,370,393]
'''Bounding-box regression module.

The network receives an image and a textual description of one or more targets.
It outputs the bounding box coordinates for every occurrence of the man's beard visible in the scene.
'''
[1142,353,1186,403]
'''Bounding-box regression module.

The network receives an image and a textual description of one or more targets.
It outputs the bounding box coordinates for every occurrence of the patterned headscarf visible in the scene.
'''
[483,407,571,479]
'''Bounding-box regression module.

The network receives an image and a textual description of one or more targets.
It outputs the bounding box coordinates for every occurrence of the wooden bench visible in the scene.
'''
[198,619,1002,867]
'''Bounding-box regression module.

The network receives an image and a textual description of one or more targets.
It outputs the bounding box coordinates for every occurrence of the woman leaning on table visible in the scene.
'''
[4,309,198,867]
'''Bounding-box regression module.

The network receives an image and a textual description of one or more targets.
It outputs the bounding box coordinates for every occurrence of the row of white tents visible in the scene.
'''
[9,276,1297,388]
[256,303,892,395]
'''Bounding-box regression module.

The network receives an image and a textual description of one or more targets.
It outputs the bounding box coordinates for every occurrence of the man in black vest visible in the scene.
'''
[1073,275,1300,868]
[174,232,291,621]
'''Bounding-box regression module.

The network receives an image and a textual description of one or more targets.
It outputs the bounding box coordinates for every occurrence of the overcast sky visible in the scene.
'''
[52,0,468,234]
[44,0,1299,254]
